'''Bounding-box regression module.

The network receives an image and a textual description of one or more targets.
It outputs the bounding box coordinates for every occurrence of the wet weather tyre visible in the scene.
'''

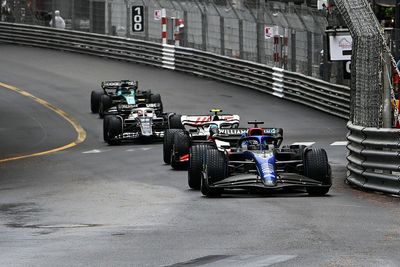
[171,131,191,169]
[105,116,122,145]
[99,95,112,119]
[90,90,103,113]
[103,115,110,142]
[169,114,184,129]
[188,144,209,190]
[201,148,226,197]
[304,148,331,196]
[163,129,181,164]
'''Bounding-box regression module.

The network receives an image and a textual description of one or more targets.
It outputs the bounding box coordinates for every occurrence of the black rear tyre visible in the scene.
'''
[163,129,181,164]
[304,148,331,196]
[105,116,122,145]
[171,130,191,169]
[169,114,184,129]
[188,144,209,189]
[99,95,112,119]
[201,148,226,197]
[90,90,103,113]
[103,115,110,142]
[150,93,163,113]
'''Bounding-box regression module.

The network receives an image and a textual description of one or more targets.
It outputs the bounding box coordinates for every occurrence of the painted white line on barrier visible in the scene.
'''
[272,67,284,98]
[330,141,348,146]
[162,44,175,70]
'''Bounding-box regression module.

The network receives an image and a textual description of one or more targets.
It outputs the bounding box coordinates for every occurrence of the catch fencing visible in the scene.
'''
[0,0,337,80]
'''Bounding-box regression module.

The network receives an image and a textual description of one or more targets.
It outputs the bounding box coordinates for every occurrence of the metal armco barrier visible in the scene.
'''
[0,23,163,67]
[347,122,400,195]
[173,47,350,119]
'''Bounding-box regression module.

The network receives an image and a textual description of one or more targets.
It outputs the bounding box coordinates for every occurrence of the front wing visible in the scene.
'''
[207,173,330,191]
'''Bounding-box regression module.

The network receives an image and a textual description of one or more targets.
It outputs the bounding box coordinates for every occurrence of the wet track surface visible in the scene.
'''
[0,45,400,266]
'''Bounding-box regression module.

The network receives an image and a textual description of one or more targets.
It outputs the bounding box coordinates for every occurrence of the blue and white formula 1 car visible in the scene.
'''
[198,121,332,197]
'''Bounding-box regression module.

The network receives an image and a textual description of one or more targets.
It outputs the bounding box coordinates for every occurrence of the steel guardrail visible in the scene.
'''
[347,122,400,195]
[0,23,163,67]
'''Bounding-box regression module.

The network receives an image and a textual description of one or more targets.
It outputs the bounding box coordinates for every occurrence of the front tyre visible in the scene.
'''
[169,114,184,129]
[201,148,226,197]
[99,95,112,119]
[304,148,331,196]
[105,116,122,145]
[90,90,103,113]
[188,144,209,190]
[163,129,181,164]
[171,130,191,169]
[150,93,163,114]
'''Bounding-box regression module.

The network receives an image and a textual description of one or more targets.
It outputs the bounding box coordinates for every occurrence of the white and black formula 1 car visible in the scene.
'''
[90,80,163,118]
[162,109,240,171]
[103,104,174,145]
[190,121,332,197]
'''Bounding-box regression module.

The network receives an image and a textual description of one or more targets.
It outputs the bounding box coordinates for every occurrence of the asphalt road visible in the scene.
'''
[0,45,399,267]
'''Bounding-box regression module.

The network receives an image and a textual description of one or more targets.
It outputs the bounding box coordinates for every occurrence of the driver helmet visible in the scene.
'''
[209,124,219,136]
[247,139,260,150]
[119,84,131,94]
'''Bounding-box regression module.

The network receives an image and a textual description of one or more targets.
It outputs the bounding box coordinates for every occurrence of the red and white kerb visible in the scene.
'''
[161,9,167,44]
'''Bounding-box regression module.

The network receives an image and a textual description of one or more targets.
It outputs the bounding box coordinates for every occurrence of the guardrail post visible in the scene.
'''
[51,0,56,28]
[239,19,243,59]
[144,5,149,40]
[183,10,188,47]
[291,29,296,72]
[256,0,265,64]
[220,16,225,56]
[201,9,207,51]
[307,31,312,76]
[383,52,392,128]
[125,2,130,38]
[322,33,330,82]
[71,0,76,30]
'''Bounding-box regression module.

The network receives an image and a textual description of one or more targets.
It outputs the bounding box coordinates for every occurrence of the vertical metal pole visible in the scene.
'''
[256,0,265,64]
[52,0,56,27]
[108,1,112,35]
[238,19,243,59]
[89,0,93,32]
[71,0,75,30]
[383,53,392,127]
[220,16,225,56]
[291,30,296,72]
[395,0,400,60]
[183,10,188,47]
[144,5,149,40]
[126,2,130,38]
[201,9,207,51]
[322,33,330,81]
[307,31,312,76]
[162,8,167,44]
